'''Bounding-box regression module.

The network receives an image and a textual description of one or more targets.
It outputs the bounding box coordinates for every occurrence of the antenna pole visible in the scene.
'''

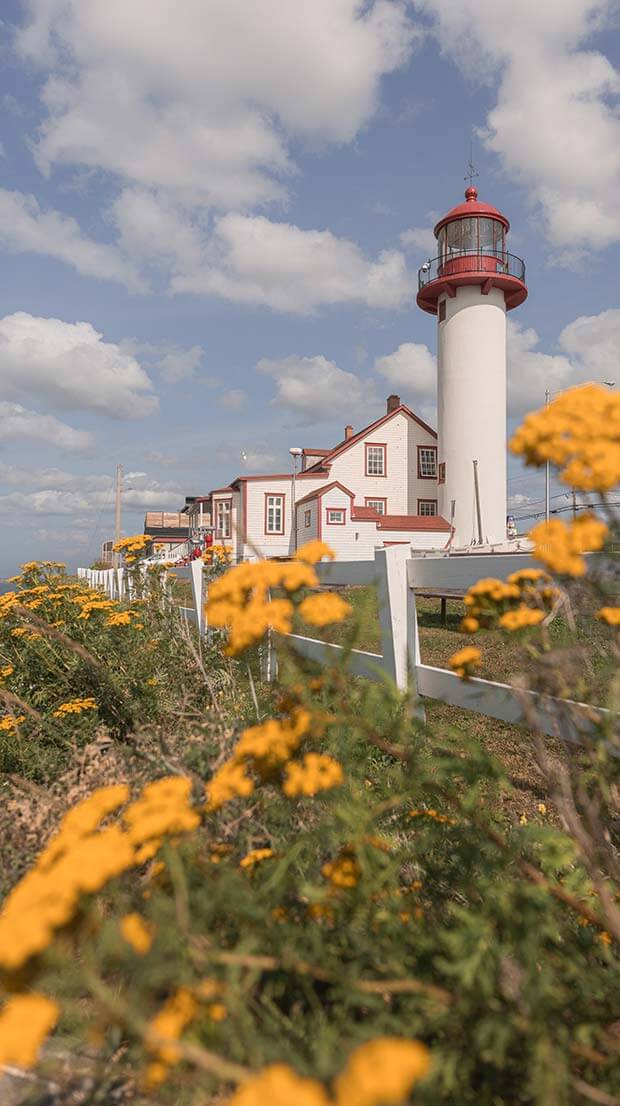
[113,464,123,567]
[472,460,484,545]
[464,132,479,187]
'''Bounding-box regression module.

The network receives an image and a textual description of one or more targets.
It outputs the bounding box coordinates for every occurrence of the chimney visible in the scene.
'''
[387,394,400,413]
[344,424,354,441]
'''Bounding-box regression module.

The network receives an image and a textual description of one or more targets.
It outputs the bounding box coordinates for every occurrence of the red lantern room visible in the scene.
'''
[416,186,527,315]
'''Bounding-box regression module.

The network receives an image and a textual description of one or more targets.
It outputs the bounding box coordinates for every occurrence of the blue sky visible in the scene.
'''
[0,0,618,574]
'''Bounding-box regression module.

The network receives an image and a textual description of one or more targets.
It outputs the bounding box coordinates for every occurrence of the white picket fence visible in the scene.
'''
[79,550,611,744]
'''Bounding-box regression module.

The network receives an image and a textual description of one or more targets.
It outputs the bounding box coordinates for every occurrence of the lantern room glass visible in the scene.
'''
[438,218,505,263]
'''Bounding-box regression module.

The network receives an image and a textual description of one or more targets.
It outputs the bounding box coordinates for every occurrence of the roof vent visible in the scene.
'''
[387,394,400,413]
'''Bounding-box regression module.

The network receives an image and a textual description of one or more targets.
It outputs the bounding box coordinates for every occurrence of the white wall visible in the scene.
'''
[242,476,326,559]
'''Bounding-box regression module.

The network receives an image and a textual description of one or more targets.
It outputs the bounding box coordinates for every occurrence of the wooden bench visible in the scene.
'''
[413,587,466,626]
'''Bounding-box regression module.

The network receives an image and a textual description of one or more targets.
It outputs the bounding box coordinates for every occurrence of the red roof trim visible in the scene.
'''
[295,480,354,507]
[231,471,329,485]
[376,514,452,532]
[303,404,436,473]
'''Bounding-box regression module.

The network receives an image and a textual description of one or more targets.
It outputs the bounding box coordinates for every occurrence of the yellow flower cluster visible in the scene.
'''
[597,607,620,627]
[283,753,343,797]
[205,760,255,811]
[0,664,14,680]
[322,852,360,889]
[203,544,232,565]
[52,696,98,717]
[225,1037,430,1106]
[206,708,314,810]
[112,534,151,554]
[239,847,275,870]
[0,778,200,972]
[120,912,153,955]
[498,607,545,631]
[106,609,143,627]
[510,383,620,492]
[0,714,26,732]
[207,559,320,655]
[145,987,197,1087]
[461,569,557,634]
[529,515,608,576]
[299,593,352,627]
[294,541,336,565]
[448,646,481,679]
[0,993,60,1069]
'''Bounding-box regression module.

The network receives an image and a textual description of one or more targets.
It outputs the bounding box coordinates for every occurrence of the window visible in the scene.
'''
[265,494,285,535]
[438,299,446,322]
[304,509,312,528]
[215,499,231,538]
[418,499,438,516]
[326,507,346,525]
[365,443,386,476]
[365,497,387,515]
[438,462,446,485]
[418,446,437,479]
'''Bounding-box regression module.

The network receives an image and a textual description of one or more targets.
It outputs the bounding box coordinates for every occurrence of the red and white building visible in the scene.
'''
[194,395,451,561]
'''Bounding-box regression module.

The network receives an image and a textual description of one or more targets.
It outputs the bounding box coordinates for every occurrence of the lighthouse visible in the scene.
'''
[417,186,527,547]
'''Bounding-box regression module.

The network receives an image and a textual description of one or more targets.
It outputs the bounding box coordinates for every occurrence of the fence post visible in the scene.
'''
[190,559,204,636]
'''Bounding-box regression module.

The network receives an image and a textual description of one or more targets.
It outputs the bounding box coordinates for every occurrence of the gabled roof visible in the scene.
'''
[230,471,329,487]
[295,480,354,507]
[303,403,436,473]
[376,514,451,532]
[302,447,330,456]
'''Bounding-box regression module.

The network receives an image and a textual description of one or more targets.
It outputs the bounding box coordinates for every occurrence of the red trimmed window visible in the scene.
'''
[215,499,231,538]
[265,494,285,535]
[417,499,438,517]
[304,509,312,528]
[365,497,387,515]
[365,443,386,476]
[325,507,346,525]
[417,446,437,479]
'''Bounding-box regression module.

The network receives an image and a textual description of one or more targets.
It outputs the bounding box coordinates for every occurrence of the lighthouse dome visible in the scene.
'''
[434,186,509,236]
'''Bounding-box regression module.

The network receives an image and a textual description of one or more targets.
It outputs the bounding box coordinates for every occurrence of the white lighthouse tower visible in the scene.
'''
[417,186,527,547]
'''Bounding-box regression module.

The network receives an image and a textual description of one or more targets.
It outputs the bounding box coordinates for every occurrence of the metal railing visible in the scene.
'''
[418,250,525,290]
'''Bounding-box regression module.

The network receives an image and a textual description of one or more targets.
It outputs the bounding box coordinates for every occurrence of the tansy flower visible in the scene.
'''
[498,606,545,631]
[597,606,620,627]
[298,592,351,627]
[0,994,60,1069]
[120,912,153,955]
[448,646,481,679]
[333,1037,431,1106]
[283,753,343,797]
[144,988,197,1087]
[0,714,26,732]
[205,760,254,812]
[322,853,360,889]
[529,515,607,576]
[52,697,97,717]
[0,664,14,680]
[239,847,274,870]
[225,1065,330,1106]
[294,541,336,566]
[459,616,479,634]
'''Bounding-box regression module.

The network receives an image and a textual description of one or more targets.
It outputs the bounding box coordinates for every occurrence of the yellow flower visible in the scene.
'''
[0,664,14,680]
[530,515,607,576]
[52,696,97,717]
[596,606,620,627]
[225,1065,330,1106]
[298,592,352,627]
[0,714,26,732]
[322,853,360,889]
[235,708,312,769]
[507,568,550,585]
[510,383,620,493]
[459,616,479,634]
[498,606,545,631]
[144,987,197,1086]
[283,753,343,797]
[239,847,274,870]
[333,1037,431,1106]
[448,646,481,679]
[205,760,255,812]
[0,994,60,1069]
[294,541,336,565]
[120,912,153,955]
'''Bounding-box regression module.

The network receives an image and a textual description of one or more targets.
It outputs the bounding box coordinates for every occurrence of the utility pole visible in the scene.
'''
[113,464,123,568]
[544,388,550,523]
[289,448,302,553]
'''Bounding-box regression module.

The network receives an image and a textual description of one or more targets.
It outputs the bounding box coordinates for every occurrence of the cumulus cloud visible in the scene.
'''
[0,312,158,417]
[174,214,413,313]
[0,472,184,516]
[0,402,93,452]
[258,354,375,422]
[400,226,436,254]
[374,342,436,404]
[419,0,620,253]
[218,389,247,409]
[17,0,417,210]
[0,188,144,289]
[153,345,204,383]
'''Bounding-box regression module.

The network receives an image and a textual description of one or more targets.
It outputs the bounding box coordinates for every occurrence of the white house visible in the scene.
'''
[196,395,451,561]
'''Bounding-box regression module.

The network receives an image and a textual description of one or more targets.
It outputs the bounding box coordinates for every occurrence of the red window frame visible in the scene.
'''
[264,492,285,536]
[364,496,387,515]
[304,509,312,528]
[325,507,346,525]
[417,498,438,516]
[417,445,437,480]
[365,442,387,477]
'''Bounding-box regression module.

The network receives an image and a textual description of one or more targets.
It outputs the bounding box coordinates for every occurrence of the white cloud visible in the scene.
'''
[508,492,535,509]
[420,0,620,253]
[0,463,109,490]
[400,226,436,254]
[18,0,417,211]
[558,308,619,385]
[373,342,436,405]
[0,474,183,517]
[0,188,144,289]
[154,345,204,383]
[0,312,158,417]
[174,214,413,313]
[0,402,93,452]
[218,389,247,409]
[258,354,373,422]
